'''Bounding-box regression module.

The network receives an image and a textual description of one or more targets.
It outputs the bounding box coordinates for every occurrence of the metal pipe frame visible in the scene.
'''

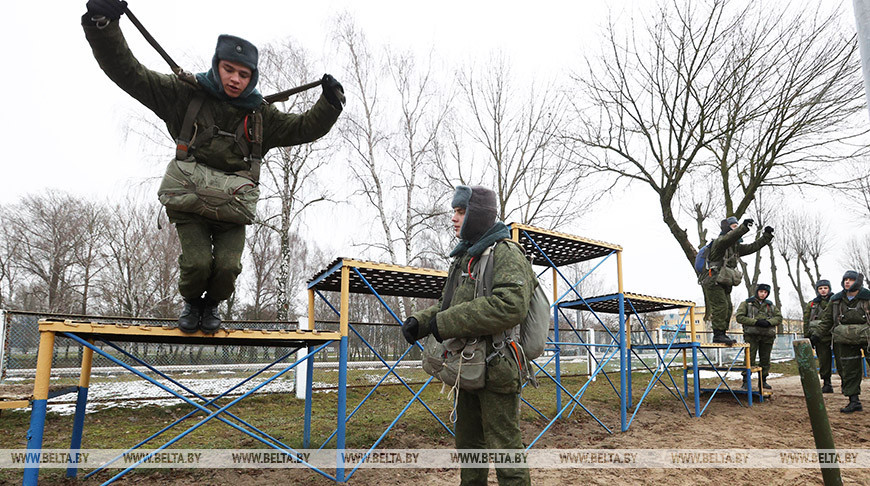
[22,328,336,486]
[306,262,450,482]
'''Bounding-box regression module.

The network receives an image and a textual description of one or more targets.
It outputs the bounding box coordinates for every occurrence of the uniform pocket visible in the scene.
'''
[485,352,520,394]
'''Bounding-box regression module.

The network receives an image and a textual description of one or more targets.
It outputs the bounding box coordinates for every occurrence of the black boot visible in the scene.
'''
[821,378,833,394]
[200,297,222,334]
[712,330,736,345]
[762,380,772,390]
[178,298,203,333]
[840,395,863,413]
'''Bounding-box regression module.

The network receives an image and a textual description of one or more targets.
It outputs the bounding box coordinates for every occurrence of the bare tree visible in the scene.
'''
[5,193,87,312]
[843,236,870,276]
[449,54,591,228]
[569,0,867,269]
[256,39,338,320]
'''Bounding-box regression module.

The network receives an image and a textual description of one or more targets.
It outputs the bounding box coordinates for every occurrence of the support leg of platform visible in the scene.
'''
[304,348,314,449]
[67,341,94,478]
[24,330,55,486]
[692,345,700,417]
[553,301,562,415]
[336,336,348,482]
[618,293,627,432]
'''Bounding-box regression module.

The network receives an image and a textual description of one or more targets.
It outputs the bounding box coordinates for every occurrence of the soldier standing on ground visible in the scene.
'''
[82,0,343,332]
[402,185,535,486]
[735,283,782,390]
[812,271,870,413]
[700,217,775,344]
[804,279,836,393]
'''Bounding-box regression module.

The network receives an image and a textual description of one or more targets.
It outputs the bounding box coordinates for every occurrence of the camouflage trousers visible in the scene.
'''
[455,388,530,486]
[175,219,245,302]
[836,342,870,397]
[703,283,733,332]
[745,335,775,382]
[817,340,834,382]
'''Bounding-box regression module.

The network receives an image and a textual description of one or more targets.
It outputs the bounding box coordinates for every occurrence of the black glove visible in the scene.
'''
[809,335,821,348]
[321,74,345,110]
[755,319,771,328]
[85,0,128,20]
[764,226,774,234]
[401,317,420,345]
[742,219,754,228]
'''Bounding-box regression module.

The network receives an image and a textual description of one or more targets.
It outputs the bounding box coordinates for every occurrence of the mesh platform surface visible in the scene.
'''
[308,258,447,299]
[559,292,695,314]
[511,223,622,267]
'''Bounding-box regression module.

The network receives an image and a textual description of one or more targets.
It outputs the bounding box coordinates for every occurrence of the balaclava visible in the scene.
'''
[452,185,498,243]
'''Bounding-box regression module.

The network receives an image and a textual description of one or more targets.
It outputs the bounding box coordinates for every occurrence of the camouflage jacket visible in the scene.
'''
[703,224,773,288]
[83,20,341,221]
[815,288,870,346]
[802,295,831,340]
[412,240,536,393]
[735,297,782,338]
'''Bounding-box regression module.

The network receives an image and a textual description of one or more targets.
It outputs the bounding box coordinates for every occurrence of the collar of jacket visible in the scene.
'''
[746,297,772,305]
[195,70,264,110]
[449,221,511,258]
[831,287,870,301]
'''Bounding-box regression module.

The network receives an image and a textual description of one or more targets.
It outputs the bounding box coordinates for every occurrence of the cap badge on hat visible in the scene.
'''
[235,45,243,53]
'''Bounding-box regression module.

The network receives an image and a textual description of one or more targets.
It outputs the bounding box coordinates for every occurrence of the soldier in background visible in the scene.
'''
[735,283,782,390]
[812,271,870,413]
[804,279,835,393]
[700,217,774,344]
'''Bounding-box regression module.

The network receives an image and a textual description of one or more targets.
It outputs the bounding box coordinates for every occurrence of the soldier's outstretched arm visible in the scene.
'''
[261,98,343,152]
[82,16,191,127]
[708,223,750,261]
[736,231,774,257]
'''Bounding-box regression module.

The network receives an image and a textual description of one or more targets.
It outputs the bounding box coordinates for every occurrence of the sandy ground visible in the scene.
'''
[26,373,865,486]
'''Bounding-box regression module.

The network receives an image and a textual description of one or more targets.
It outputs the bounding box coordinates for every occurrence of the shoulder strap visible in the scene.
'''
[175,93,206,160]
[440,261,462,312]
[232,110,264,183]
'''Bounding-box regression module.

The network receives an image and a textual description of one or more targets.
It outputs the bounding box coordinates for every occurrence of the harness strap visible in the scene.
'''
[175,93,205,160]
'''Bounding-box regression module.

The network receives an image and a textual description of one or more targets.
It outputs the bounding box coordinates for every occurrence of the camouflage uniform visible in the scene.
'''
[701,223,773,334]
[412,236,536,486]
[735,295,782,384]
[804,290,835,387]
[814,288,870,400]
[83,20,341,303]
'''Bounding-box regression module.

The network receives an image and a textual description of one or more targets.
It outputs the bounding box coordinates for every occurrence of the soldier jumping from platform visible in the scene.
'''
[735,283,782,390]
[804,279,836,393]
[700,217,775,345]
[812,271,870,413]
[82,0,344,332]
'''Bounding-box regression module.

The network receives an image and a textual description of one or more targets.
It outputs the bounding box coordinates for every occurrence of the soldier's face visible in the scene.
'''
[730,223,738,230]
[818,286,830,296]
[218,60,252,98]
[451,207,466,238]
[844,278,856,289]
[757,289,769,300]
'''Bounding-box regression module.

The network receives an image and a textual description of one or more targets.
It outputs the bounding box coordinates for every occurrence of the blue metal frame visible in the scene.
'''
[24,330,338,486]
[303,262,452,482]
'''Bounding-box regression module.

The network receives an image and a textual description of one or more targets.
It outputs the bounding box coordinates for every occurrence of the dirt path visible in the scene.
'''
[56,374,867,486]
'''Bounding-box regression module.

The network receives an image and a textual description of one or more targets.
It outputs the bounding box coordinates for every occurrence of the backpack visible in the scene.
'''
[476,241,551,361]
[694,243,710,274]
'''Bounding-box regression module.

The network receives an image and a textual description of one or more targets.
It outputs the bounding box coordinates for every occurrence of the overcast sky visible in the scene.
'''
[2,1,862,318]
